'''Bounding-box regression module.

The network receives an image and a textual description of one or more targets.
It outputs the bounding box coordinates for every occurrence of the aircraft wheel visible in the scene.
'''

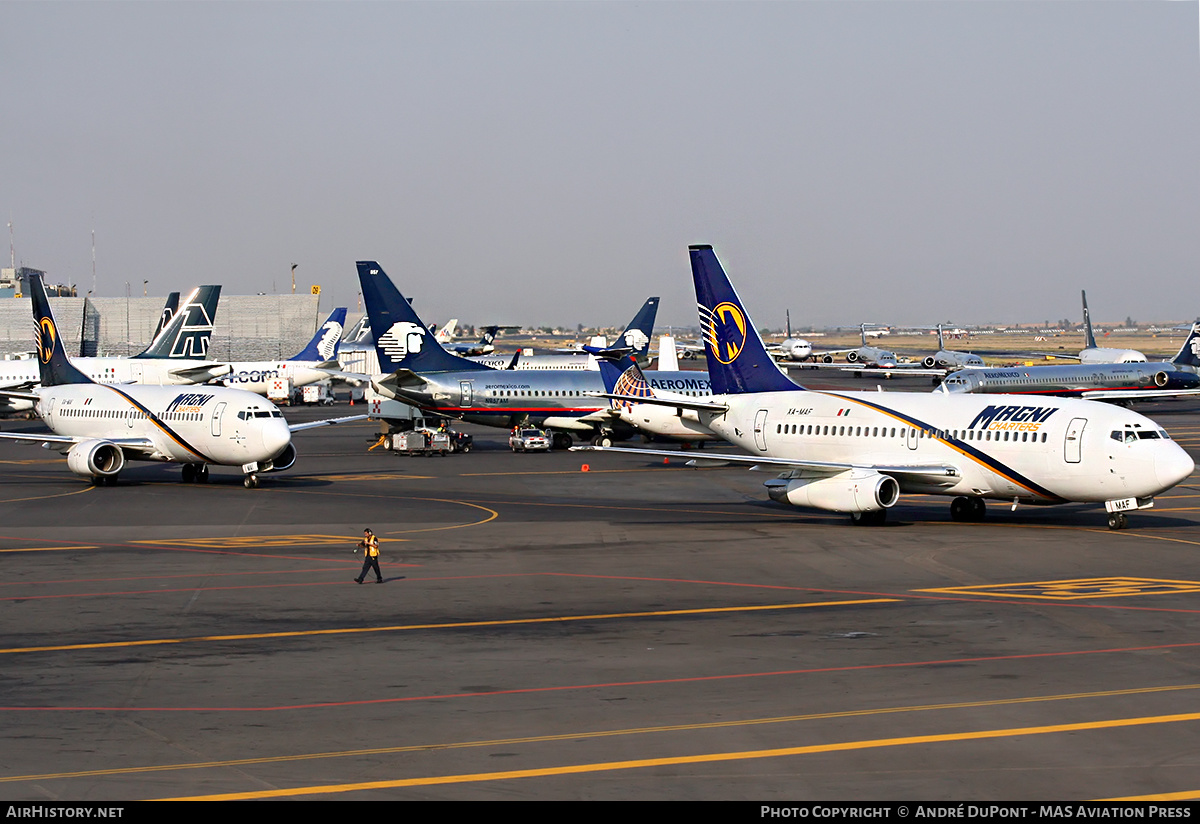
[851,510,886,526]
[969,498,986,521]
[197,465,209,483]
[244,474,259,489]
[182,464,197,483]
[1107,512,1128,530]
[593,434,613,448]
[552,432,573,450]
[950,497,970,521]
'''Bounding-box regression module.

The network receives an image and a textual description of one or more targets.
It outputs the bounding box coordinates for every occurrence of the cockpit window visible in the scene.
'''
[1136,431,1161,440]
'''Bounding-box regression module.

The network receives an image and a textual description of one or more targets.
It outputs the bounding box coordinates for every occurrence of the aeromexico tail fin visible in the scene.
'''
[1082,290,1098,349]
[291,308,347,362]
[152,292,181,341]
[356,261,490,374]
[1171,321,1200,368]
[597,354,655,407]
[134,285,221,359]
[689,245,800,395]
[29,273,92,387]
[616,297,660,360]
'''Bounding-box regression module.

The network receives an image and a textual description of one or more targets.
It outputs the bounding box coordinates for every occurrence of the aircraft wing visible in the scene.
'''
[1079,388,1200,402]
[0,431,155,454]
[169,363,232,381]
[571,445,959,486]
[1031,352,1082,361]
[587,391,730,414]
[836,365,951,377]
[287,414,369,433]
[0,388,43,402]
[317,368,373,386]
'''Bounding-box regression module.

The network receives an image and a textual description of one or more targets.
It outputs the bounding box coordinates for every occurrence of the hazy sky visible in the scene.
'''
[3,2,1198,330]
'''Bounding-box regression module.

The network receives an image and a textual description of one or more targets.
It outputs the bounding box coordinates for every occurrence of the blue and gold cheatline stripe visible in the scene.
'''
[103,386,218,464]
[819,391,1067,503]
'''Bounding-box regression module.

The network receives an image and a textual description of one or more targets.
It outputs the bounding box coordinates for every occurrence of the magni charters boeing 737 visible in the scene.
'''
[575,246,1194,529]
[0,274,364,488]
[358,261,714,448]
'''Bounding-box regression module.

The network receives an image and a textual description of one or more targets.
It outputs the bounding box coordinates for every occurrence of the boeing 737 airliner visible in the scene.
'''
[577,246,1194,529]
[0,275,363,488]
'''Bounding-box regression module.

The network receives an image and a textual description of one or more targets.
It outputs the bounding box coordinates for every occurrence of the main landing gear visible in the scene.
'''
[181,463,209,484]
[950,496,986,522]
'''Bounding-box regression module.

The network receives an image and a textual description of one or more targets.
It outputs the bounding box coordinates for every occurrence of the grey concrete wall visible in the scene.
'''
[0,294,324,361]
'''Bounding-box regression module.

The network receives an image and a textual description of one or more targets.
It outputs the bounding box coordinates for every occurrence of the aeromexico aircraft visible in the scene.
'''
[575,246,1193,529]
[357,261,712,448]
[0,275,364,488]
[219,308,347,395]
[468,297,660,371]
[0,285,230,411]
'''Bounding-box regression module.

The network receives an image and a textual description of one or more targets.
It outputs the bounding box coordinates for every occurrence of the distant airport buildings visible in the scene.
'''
[0,268,323,360]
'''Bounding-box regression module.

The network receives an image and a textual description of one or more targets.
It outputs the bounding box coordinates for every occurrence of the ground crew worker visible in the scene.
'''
[355,528,383,584]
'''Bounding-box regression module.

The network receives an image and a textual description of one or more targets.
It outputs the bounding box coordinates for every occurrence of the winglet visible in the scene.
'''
[690,245,799,395]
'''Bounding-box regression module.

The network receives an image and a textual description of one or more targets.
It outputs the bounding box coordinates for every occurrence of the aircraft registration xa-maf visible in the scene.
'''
[576,246,1193,529]
[0,274,364,488]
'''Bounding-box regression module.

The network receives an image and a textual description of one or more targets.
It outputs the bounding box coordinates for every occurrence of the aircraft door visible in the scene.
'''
[753,409,768,451]
[130,363,143,385]
[212,402,226,437]
[459,381,473,408]
[1063,417,1087,463]
[906,426,918,450]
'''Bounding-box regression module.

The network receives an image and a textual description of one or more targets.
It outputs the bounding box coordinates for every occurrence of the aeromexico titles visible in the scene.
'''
[0,274,363,488]
[357,260,712,448]
[575,245,1193,529]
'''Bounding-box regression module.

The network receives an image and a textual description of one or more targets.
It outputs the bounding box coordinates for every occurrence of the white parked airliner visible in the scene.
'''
[576,246,1194,529]
[0,275,363,488]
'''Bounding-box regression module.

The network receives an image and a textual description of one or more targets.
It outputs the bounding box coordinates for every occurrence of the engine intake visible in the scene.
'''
[261,442,297,473]
[66,439,126,479]
[765,470,900,513]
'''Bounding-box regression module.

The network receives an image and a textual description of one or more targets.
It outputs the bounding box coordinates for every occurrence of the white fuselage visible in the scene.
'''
[220,360,332,394]
[698,390,1192,504]
[38,383,291,467]
[0,357,226,389]
[1079,347,1147,365]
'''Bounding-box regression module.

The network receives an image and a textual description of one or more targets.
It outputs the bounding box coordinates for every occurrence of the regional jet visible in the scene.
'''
[575,246,1193,529]
[0,275,364,488]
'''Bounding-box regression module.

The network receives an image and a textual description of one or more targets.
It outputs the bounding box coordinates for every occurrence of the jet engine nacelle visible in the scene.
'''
[765,471,900,513]
[260,442,297,473]
[66,439,126,479]
[923,355,937,368]
[846,351,860,363]
[1154,370,1169,388]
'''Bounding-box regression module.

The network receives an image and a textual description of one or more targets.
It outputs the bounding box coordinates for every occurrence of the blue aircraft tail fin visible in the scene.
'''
[615,297,659,361]
[134,285,221,359]
[291,308,347,362]
[1171,321,1200,368]
[28,273,92,387]
[356,261,490,374]
[1081,290,1098,350]
[689,245,800,395]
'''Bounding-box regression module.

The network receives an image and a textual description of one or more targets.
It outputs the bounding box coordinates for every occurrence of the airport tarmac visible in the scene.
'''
[1,380,1199,801]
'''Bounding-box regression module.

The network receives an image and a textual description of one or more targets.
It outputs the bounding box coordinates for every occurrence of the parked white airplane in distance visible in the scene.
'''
[920,324,985,370]
[576,246,1193,530]
[433,318,458,344]
[220,308,347,395]
[468,297,660,371]
[766,311,813,362]
[0,275,364,488]
[1035,291,1146,364]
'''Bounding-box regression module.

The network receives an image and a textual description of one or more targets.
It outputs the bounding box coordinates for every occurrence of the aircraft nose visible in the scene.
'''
[262,418,291,458]
[1156,444,1195,491]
